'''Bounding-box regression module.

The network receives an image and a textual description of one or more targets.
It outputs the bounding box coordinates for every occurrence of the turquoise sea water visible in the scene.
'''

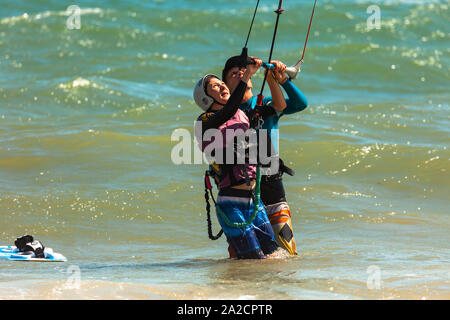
[0,0,449,299]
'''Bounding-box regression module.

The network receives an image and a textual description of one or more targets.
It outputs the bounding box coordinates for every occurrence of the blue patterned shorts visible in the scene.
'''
[216,189,279,259]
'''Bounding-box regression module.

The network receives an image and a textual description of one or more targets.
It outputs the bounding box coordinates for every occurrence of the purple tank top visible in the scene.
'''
[198,109,256,189]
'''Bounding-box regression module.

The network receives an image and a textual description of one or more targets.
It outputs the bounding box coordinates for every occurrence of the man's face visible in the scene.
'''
[224,66,253,93]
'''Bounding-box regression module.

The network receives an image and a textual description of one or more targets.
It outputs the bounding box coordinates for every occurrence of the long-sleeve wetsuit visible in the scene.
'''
[195,80,277,189]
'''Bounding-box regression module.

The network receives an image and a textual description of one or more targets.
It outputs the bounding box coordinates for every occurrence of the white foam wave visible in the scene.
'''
[0,8,104,25]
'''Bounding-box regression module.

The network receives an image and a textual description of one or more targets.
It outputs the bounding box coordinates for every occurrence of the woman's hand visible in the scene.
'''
[242,57,261,82]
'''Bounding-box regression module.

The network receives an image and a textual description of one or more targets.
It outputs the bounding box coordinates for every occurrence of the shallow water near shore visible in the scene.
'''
[0,0,449,299]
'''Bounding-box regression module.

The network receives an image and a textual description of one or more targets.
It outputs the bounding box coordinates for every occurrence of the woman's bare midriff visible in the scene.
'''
[231,179,256,190]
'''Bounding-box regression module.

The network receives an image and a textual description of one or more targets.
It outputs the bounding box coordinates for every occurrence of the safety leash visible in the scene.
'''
[204,170,224,240]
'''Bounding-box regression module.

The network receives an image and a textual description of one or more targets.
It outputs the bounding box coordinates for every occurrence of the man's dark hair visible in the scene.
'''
[222,55,254,82]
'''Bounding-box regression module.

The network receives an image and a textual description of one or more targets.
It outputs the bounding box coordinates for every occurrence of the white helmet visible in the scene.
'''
[193,74,219,111]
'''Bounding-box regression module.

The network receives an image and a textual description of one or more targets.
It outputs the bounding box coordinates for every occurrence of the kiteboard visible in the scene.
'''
[0,246,67,262]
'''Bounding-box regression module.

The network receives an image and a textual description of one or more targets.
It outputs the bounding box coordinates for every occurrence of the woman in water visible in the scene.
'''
[193,57,281,259]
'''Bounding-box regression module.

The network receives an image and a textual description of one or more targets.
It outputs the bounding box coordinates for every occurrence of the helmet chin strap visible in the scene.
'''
[213,100,226,107]
[207,94,226,110]
[211,91,227,107]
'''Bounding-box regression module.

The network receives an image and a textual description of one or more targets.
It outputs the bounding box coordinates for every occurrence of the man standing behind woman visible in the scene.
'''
[194,58,282,259]
[221,55,308,256]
